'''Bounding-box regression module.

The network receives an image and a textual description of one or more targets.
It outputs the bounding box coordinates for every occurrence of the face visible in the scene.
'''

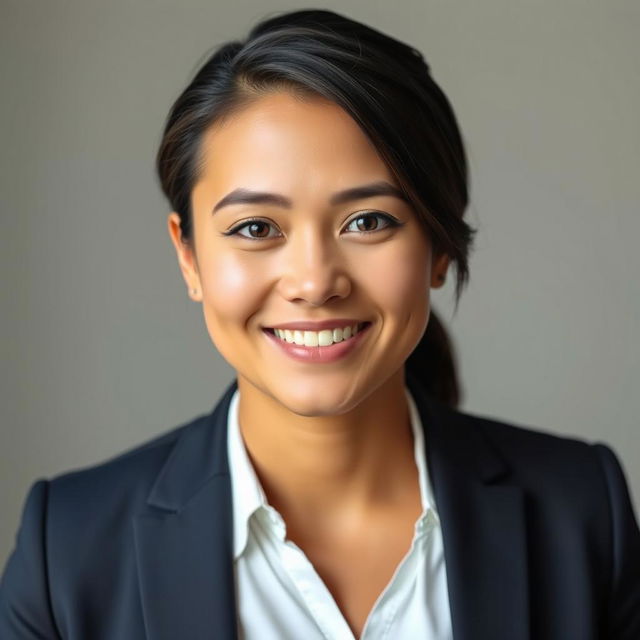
[168,91,449,417]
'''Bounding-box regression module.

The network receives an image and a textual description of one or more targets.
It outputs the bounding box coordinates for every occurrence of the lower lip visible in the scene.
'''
[262,323,372,363]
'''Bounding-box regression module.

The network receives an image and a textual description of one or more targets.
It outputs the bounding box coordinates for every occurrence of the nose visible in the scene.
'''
[277,227,351,306]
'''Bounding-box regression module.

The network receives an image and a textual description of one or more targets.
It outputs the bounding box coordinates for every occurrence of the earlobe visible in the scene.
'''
[167,212,202,300]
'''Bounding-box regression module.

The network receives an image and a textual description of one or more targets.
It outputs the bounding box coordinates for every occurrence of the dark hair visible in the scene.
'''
[156,9,476,408]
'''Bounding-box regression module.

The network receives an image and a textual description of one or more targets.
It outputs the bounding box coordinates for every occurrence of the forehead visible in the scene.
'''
[195,91,397,195]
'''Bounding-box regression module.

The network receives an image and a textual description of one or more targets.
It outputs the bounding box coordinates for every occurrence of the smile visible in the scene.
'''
[262,322,372,363]
[266,322,368,347]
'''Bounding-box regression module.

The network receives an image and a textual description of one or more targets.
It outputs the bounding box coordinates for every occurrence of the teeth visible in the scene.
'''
[274,323,363,347]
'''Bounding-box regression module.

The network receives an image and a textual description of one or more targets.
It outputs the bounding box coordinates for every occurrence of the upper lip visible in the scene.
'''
[265,319,369,331]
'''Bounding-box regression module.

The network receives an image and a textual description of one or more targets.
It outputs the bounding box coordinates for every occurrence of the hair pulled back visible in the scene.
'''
[156,9,476,408]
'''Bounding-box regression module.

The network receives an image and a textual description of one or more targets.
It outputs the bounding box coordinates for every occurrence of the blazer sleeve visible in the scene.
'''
[0,479,62,639]
[593,443,640,639]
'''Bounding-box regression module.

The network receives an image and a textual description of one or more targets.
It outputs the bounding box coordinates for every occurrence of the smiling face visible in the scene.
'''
[168,90,449,417]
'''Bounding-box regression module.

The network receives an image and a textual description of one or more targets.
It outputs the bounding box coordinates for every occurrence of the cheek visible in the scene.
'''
[361,238,431,317]
[199,252,264,331]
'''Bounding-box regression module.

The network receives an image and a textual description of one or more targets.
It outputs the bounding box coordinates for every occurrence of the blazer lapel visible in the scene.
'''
[133,379,239,640]
[407,372,530,640]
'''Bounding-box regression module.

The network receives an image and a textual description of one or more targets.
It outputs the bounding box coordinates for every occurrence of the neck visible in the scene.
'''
[236,368,419,535]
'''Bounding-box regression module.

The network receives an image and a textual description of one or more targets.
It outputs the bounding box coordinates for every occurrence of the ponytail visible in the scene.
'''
[406,308,461,409]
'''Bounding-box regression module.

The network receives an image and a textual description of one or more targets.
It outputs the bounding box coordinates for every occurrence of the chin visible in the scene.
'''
[267,376,377,418]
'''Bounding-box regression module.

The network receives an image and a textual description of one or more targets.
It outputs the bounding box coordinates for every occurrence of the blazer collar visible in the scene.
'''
[406,370,531,640]
[134,374,530,640]
[133,379,239,640]
[405,370,510,483]
[144,378,237,512]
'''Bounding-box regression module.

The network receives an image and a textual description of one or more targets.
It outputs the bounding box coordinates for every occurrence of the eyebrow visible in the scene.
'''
[211,180,409,214]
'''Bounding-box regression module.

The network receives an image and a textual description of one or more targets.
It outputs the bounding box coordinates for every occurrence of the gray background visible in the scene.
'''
[1,0,638,570]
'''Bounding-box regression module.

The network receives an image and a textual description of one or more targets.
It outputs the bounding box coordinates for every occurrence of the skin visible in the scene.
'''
[168,90,449,634]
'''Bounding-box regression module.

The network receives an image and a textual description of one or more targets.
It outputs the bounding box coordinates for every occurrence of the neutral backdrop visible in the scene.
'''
[1,0,638,570]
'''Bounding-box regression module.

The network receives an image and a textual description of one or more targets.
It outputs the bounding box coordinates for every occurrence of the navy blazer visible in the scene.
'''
[1,372,639,639]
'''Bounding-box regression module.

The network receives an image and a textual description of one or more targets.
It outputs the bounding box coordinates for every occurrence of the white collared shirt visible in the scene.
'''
[227,386,453,639]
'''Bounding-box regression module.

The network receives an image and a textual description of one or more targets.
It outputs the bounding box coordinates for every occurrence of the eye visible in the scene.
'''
[344,211,400,234]
[223,219,281,240]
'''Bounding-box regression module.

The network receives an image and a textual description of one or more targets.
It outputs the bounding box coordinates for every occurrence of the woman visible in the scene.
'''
[1,9,638,640]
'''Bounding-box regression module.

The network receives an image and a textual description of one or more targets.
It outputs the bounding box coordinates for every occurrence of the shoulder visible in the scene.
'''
[427,395,631,508]
[436,394,609,460]
[30,410,213,535]
[11,378,236,548]
[0,410,217,634]
[427,397,640,565]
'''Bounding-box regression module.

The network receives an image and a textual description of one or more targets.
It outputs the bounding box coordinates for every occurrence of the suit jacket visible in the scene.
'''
[1,372,639,639]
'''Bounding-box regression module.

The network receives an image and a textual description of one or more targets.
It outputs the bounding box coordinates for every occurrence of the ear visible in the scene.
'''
[430,251,451,289]
[167,212,202,301]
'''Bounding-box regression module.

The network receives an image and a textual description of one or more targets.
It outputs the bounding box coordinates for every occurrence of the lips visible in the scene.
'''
[262,320,372,363]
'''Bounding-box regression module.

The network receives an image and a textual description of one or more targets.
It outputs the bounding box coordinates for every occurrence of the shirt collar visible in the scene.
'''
[227,385,438,560]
